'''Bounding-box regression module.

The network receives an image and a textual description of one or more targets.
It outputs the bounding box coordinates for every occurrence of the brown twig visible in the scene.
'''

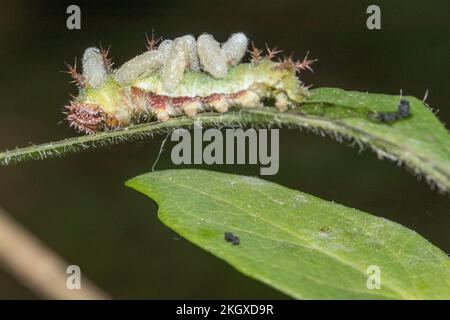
[0,206,110,299]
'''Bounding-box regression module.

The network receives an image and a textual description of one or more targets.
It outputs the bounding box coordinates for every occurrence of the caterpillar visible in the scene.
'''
[65,32,315,134]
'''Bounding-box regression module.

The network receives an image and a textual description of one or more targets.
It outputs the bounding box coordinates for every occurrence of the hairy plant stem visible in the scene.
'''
[1,88,449,192]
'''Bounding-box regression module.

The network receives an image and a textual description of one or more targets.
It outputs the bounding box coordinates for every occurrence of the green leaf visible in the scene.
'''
[302,88,450,192]
[126,169,450,300]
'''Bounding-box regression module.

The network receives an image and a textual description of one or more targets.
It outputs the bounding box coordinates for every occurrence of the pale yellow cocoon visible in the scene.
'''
[178,35,200,71]
[222,33,248,66]
[82,47,107,89]
[197,34,228,78]
[162,38,189,92]
[114,50,162,85]
[157,40,174,58]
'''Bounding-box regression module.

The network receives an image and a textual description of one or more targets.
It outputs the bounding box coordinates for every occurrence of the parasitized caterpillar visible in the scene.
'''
[65,32,315,134]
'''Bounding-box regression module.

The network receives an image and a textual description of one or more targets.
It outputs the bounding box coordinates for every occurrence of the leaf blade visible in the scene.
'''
[302,88,450,191]
[126,169,450,300]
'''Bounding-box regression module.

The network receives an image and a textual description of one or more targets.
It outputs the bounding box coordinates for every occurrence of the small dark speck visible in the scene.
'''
[224,232,240,245]
[319,226,331,233]
[398,99,411,117]
[372,99,411,123]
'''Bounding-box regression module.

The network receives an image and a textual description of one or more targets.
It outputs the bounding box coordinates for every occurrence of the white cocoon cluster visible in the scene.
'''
[113,32,249,91]
[157,40,174,58]
[82,47,107,89]
[162,38,189,93]
[114,50,162,85]
[197,34,228,78]
[222,33,248,66]
[178,35,200,71]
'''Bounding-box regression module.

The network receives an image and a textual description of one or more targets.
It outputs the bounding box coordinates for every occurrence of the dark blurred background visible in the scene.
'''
[0,0,448,299]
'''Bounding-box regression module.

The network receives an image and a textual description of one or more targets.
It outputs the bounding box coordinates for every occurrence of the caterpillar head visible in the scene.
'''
[65,47,126,133]
[64,100,119,134]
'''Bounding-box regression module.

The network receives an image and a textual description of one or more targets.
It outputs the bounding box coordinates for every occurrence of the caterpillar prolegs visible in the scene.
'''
[65,32,315,134]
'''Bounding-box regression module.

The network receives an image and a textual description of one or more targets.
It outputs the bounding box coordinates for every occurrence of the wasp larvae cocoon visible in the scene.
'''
[114,50,162,84]
[157,40,174,57]
[82,47,108,88]
[178,35,200,71]
[162,38,189,92]
[222,33,248,66]
[197,34,228,78]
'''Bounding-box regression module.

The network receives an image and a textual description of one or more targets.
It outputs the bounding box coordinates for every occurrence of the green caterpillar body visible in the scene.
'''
[66,38,312,134]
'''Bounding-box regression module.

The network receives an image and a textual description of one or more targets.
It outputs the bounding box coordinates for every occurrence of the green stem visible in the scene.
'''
[1,88,449,192]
